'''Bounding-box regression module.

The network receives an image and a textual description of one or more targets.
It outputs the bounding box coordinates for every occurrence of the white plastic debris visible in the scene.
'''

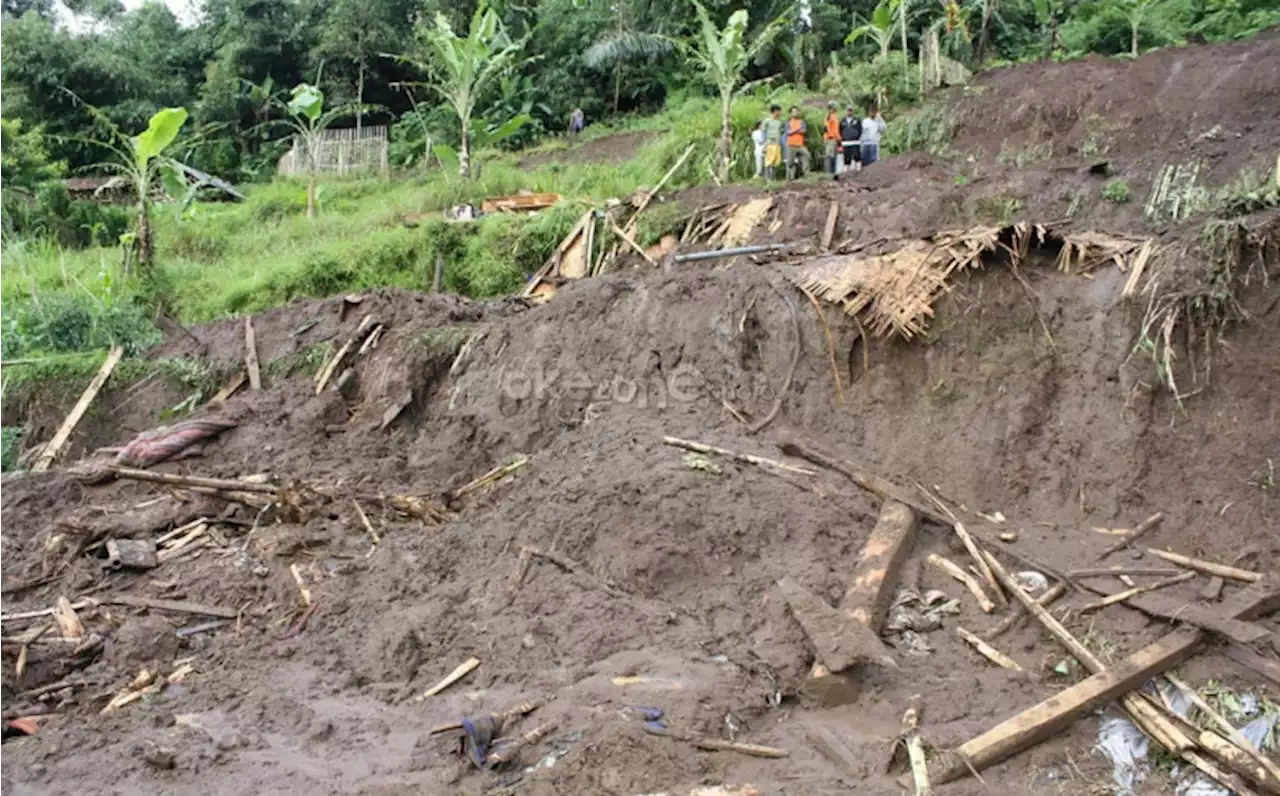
[1240,714,1277,751]
[1014,570,1050,595]
[1096,716,1149,796]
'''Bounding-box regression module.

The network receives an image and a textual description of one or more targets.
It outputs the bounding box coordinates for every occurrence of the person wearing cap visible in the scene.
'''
[822,101,842,176]
[839,105,863,176]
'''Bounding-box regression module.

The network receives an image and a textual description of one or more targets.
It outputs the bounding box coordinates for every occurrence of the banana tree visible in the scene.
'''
[408,2,528,178]
[685,3,787,182]
[77,104,189,275]
[1123,0,1155,57]
[277,83,358,218]
[847,0,896,60]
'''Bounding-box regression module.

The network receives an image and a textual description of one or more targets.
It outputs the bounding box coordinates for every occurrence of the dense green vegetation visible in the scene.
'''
[1,0,1276,377]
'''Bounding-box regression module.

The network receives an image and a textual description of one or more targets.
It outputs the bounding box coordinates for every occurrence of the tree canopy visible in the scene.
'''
[2,0,1275,182]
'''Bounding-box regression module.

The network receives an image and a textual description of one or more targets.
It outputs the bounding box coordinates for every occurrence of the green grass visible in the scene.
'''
[1,89,955,371]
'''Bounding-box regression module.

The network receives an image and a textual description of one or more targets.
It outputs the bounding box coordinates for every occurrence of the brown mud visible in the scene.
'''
[3,34,1280,796]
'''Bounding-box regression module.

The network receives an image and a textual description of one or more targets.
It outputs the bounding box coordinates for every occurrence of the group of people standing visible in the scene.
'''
[753,102,886,181]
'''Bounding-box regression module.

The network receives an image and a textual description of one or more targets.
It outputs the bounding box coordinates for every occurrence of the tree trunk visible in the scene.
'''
[717,94,733,184]
[459,125,471,179]
[977,0,995,65]
[307,173,316,218]
[137,201,153,272]
[1131,22,1139,57]
[357,58,365,136]
[613,66,622,113]
[900,0,910,84]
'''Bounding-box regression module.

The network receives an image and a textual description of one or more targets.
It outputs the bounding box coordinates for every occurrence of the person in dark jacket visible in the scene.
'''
[839,106,862,176]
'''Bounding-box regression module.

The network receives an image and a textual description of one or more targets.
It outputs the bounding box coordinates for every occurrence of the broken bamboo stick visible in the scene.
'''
[428,698,546,737]
[663,436,817,476]
[901,695,931,795]
[1166,673,1280,787]
[211,371,247,403]
[108,466,278,494]
[956,627,1023,672]
[315,315,374,394]
[982,582,1066,640]
[939,575,1280,783]
[1145,549,1262,583]
[1080,570,1196,612]
[927,554,996,613]
[244,317,261,390]
[415,657,480,701]
[693,738,789,758]
[608,215,657,267]
[954,522,1004,607]
[488,720,558,766]
[33,345,124,471]
[1094,512,1164,560]
[981,550,1261,795]
[628,144,695,228]
[52,597,85,639]
[448,456,529,502]
[1068,566,1185,578]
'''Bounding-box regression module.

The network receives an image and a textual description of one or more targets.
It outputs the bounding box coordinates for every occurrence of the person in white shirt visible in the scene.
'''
[860,106,887,166]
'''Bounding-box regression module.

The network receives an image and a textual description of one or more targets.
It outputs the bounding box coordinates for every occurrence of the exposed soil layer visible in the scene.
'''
[4,36,1280,796]
[519,131,661,169]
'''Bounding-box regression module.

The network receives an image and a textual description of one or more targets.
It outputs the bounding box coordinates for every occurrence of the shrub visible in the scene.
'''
[883,104,954,155]
[1,292,160,359]
[1102,179,1132,203]
[1,427,21,473]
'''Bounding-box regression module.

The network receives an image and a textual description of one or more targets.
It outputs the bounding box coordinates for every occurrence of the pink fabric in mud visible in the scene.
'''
[115,419,238,468]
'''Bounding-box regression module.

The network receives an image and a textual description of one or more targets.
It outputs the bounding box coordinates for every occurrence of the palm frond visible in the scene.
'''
[583,31,675,70]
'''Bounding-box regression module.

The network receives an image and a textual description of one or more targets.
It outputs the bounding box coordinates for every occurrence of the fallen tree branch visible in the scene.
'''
[107,466,278,494]
[1080,571,1195,612]
[927,554,996,614]
[693,738,789,758]
[663,436,817,476]
[901,695,931,795]
[488,720,558,767]
[1094,512,1165,560]
[982,582,1066,640]
[1145,548,1262,582]
[798,284,844,405]
[956,627,1023,671]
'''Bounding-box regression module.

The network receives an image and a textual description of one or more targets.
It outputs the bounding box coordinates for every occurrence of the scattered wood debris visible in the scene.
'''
[244,317,261,390]
[415,657,480,702]
[1094,511,1164,559]
[927,554,996,614]
[33,345,124,471]
[956,627,1023,672]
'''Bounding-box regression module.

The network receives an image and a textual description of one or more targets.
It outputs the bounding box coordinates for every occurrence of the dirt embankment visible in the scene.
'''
[3,34,1280,796]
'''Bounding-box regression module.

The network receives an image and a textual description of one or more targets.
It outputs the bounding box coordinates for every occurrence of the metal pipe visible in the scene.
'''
[674,243,790,263]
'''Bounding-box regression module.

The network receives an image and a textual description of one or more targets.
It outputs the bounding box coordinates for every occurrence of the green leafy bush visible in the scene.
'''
[1102,179,1132,203]
[1,427,21,473]
[1,293,160,359]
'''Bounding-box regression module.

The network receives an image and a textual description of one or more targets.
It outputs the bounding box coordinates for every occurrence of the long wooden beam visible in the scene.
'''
[936,574,1280,783]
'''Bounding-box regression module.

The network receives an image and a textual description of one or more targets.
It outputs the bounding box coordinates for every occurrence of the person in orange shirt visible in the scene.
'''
[784,106,809,179]
[822,101,841,176]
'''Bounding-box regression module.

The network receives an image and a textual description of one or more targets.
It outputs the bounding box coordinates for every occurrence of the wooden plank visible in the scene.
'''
[777,577,896,672]
[211,371,247,403]
[936,573,1280,783]
[841,500,920,634]
[1223,644,1280,688]
[820,201,839,252]
[244,317,261,390]
[1080,580,1271,645]
[33,345,124,471]
[807,726,863,778]
[105,594,238,619]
